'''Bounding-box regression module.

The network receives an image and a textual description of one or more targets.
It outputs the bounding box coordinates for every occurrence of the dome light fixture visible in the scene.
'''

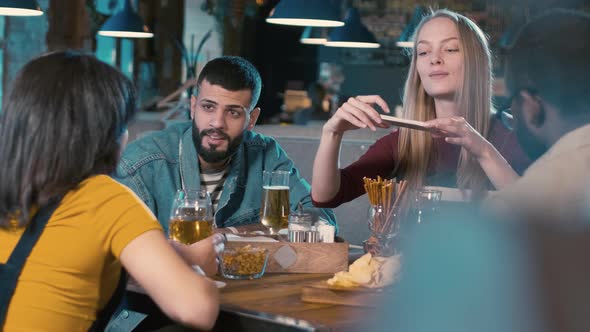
[266,0,344,28]
[300,27,328,45]
[396,5,427,48]
[98,0,153,39]
[325,8,380,49]
[0,0,43,16]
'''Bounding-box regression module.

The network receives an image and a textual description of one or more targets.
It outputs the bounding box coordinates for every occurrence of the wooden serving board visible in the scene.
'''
[225,236,348,274]
[301,281,392,307]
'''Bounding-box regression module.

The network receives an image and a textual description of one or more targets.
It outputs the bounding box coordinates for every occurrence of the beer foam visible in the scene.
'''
[263,186,290,190]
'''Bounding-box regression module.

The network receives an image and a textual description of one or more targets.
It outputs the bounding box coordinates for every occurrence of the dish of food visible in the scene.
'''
[327,253,401,289]
[219,245,269,280]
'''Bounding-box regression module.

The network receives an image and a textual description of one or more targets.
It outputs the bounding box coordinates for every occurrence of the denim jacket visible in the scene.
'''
[114,122,336,231]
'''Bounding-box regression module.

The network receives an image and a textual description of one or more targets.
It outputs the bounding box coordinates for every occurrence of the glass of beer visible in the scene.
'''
[168,189,214,245]
[260,170,290,234]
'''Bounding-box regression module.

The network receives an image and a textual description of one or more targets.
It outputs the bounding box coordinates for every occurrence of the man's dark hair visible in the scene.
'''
[196,56,262,110]
[506,9,590,117]
[0,51,137,227]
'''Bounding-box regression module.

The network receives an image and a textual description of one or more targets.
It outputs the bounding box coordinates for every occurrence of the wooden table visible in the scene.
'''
[127,273,379,331]
[215,273,378,331]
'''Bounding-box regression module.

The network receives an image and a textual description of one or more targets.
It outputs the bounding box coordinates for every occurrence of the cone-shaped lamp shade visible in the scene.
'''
[325,8,380,48]
[98,0,153,38]
[300,27,328,45]
[267,0,344,27]
[396,5,427,48]
[0,0,43,16]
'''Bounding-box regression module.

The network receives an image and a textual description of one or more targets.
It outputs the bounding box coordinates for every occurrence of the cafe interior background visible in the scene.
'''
[1,0,589,245]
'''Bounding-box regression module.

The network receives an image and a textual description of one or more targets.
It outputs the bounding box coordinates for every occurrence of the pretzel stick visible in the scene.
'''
[382,180,408,234]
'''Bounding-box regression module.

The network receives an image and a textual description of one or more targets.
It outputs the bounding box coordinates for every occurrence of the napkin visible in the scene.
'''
[225,234,279,243]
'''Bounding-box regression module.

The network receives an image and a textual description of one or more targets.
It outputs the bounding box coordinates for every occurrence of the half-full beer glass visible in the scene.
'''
[260,170,290,233]
[168,189,214,245]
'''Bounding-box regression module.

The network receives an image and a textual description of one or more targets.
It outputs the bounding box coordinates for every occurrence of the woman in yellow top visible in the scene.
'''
[0,51,219,331]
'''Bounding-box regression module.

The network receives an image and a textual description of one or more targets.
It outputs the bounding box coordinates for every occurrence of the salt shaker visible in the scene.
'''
[316,220,335,243]
[288,203,313,233]
[288,230,306,242]
[305,230,319,243]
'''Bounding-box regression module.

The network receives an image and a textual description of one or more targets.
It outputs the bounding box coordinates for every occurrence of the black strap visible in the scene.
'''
[89,269,128,332]
[0,199,128,332]
[0,201,60,328]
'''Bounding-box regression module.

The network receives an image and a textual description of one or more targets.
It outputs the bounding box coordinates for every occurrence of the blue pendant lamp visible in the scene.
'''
[0,0,43,16]
[98,0,153,38]
[396,5,427,48]
[325,8,380,48]
[300,27,328,45]
[266,0,344,27]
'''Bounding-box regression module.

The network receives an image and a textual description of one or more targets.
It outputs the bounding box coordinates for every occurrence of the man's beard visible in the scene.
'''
[192,123,244,164]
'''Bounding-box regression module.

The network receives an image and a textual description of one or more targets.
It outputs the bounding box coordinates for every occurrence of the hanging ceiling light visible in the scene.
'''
[0,0,43,16]
[98,0,153,38]
[266,0,344,27]
[325,8,380,48]
[300,26,328,45]
[396,5,427,48]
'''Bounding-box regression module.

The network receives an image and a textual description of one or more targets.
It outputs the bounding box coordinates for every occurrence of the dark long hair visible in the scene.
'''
[0,51,137,227]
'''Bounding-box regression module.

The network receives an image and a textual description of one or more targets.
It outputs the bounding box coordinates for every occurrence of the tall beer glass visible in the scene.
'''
[168,189,214,245]
[260,170,290,233]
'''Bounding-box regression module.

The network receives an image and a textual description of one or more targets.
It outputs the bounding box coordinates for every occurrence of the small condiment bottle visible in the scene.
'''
[316,222,335,243]
[288,230,306,242]
[305,230,319,243]
[288,203,312,233]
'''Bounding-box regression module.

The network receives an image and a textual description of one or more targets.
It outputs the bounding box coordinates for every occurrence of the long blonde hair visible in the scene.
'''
[396,9,493,198]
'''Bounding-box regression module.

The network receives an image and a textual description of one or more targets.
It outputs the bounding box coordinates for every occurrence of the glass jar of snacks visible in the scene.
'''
[219,245,269,279]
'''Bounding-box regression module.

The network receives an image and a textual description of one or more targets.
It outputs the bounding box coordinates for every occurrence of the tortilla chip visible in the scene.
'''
[327,253,402,288]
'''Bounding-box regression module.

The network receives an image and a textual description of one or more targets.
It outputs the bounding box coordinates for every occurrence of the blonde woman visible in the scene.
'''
[311,9,530,207]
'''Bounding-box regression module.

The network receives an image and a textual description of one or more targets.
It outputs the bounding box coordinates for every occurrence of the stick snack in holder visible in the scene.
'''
[363,177,409,233]
[363,177,409,256]
[327,253,401,288]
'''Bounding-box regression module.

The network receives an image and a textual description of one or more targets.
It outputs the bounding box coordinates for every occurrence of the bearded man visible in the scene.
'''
[115,56,336,233]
